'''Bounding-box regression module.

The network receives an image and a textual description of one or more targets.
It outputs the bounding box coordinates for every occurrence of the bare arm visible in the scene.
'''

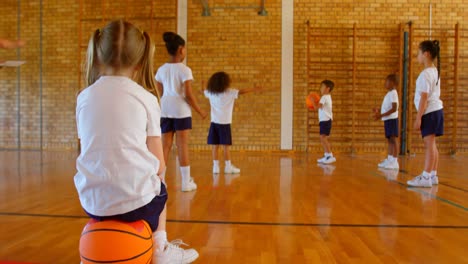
[414,92,428,130]
[374,102,397,120]
[238,85,262,95]
[0,39,25,49]
[156,82,164,98]
[184,80,207,119]
[146,136,166,179]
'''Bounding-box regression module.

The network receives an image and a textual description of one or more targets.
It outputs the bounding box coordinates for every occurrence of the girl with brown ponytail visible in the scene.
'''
[407,40,444,188]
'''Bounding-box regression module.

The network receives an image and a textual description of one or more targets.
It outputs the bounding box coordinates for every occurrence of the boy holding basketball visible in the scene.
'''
[374,74,399,170]
[312,80,336,164]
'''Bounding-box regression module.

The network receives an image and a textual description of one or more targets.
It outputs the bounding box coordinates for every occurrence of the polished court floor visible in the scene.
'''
[0,150,467,263]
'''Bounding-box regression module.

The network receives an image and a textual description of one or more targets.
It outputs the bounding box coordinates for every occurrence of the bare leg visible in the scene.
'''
[176,130,190,167]
[320,135,331,153]
[423,135,436,173]
[212,145,219,161]
[432,140,439,172]
[161,132,174,165]
[223,145,231,161]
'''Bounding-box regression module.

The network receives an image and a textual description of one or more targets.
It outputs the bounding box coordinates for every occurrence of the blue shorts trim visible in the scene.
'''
[384,118,399,138]
[421,109,444,138]
[85,182,168,232]
[161,117,192,133]
[319,120,332,136]
[207,122,232,145]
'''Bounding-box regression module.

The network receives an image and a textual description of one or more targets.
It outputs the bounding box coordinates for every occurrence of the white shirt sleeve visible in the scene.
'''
[229,89,239,99]
[204,89,210,98]
[145,95,162,137]
[391,90,398,103]
[319,95,328,105]
[417,72,431,94]
[181,67,193,83]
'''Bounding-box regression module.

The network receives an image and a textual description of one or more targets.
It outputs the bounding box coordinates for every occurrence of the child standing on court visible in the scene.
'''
[407,40,443,187]
[375,74,399,170]
[155,32,207,192]
[312,80,336,164]
[75,20,198,263]
[203,71,261,174]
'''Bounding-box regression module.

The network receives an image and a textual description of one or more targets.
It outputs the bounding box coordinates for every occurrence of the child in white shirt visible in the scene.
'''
[75,20,198,263]
[312,80,336,164]
[203,71,261,174]
[374,74,400,170]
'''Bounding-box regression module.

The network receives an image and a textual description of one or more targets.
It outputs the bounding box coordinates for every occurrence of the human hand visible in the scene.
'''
[200,110,208,120]
[413,118,421,131]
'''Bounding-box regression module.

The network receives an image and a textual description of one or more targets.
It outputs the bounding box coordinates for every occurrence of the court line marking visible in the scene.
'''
[0,211,467,229]
[437,182,468,193]
[371,171,468,212]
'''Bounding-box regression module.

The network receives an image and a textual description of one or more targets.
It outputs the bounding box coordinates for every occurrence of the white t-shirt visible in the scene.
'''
[204,89,239,124]
[155,63,193,118]
[381,89,399,121]
[414,67,443,114]
[75,76,162,216]
[318,94,333,122]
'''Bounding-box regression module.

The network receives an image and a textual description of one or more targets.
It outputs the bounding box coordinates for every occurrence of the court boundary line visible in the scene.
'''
[0,211,467,229]
[438,182,468,193]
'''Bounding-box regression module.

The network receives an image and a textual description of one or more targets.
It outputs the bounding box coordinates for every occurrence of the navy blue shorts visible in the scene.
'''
[85,182,168,232]
[384,118,399,138]
[421,109,444,138]
[319,120,332,136]
[161,117,192,133]
[207,122,232,145]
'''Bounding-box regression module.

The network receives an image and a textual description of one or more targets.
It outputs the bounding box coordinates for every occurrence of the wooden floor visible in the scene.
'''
[0,150,467,263]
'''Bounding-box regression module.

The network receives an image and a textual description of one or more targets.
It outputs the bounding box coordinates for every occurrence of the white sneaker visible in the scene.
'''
[431,175,439,185]
[407,174,432,188]
[154,239,199,264]
[224,164,240,174]
[378,159,388,168]
[317,156,327,163]
[384,160,399,170]
[213,164,220,174]
[181,177,197,192]
[322,156,336,164]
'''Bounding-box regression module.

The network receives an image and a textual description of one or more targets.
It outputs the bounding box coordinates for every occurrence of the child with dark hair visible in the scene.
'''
[375,74,400,170]
[155,32,207,192]
[312,80,336,164]
[407,40,444,188]
[204,71,261,174]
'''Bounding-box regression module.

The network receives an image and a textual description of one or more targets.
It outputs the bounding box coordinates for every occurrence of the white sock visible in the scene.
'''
[431,170,437,177]
[387,155,393,162]
[213,160,219,167]
[225,160,231,167]
[180,166,190,184]
[153,231,167,252]
[423,171,431,178]
[326,152,333,157]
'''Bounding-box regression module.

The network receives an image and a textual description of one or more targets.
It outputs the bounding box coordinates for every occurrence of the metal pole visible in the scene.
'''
[401,31,409,155]
[16,0,21,150]
[39,0,43,151]
[452,23,459,154]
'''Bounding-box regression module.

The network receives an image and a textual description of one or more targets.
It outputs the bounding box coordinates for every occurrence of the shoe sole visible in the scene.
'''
[406,182,432,188]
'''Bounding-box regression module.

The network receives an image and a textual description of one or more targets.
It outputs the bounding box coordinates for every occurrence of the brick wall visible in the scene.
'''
[186,0,282,151]
[294,0,468,153]
[1,0,467,153]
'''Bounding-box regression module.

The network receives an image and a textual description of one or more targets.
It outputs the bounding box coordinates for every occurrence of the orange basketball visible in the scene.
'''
[79,219,153,264]
[306,92,320,110]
